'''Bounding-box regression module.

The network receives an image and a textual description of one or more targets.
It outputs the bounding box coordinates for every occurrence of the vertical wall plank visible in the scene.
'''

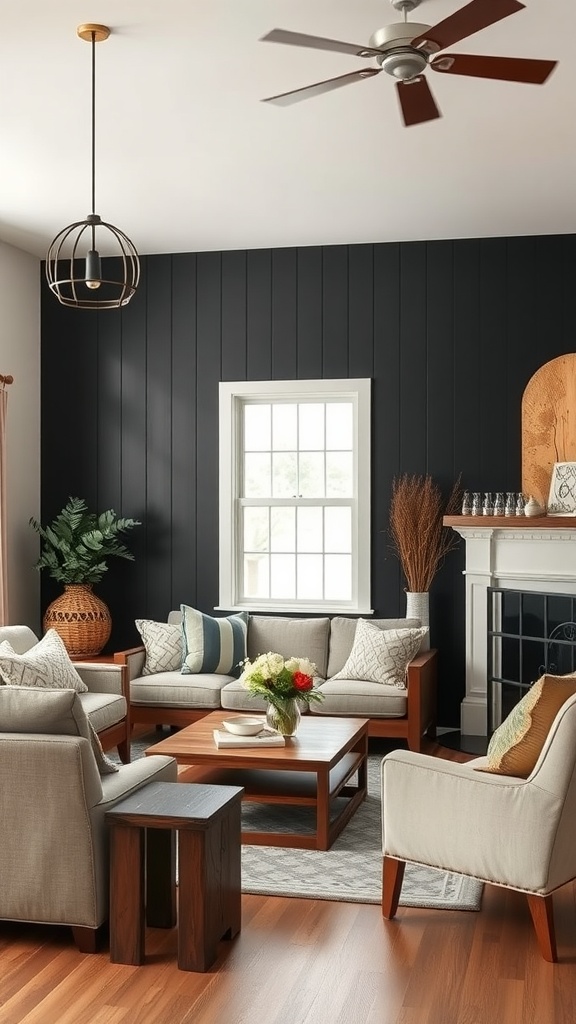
[144,255,174,620]
[322,246,348,378]
[221,251,247,382]
[271,248,297,381]
[172,253,198,609]
[398,241,427,473]
[247,249,271,380]
[296,247,323,380]
[195,252,222,612]
[348,244,374,380]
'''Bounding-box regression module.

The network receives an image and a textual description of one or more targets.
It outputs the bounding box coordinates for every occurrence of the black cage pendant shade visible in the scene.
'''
[45,25,140,310]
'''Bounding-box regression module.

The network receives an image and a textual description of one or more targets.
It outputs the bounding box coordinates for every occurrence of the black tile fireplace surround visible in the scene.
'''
[487,587,576,735]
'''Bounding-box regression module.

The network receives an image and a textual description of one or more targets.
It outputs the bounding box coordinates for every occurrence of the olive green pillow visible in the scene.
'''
[476,673,576,778]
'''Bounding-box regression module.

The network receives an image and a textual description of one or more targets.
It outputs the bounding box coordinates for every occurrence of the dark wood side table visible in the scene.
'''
[106,781,243,972]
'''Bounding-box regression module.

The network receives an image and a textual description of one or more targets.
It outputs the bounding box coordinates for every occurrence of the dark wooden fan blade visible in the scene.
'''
[261,28,383,58]
[431,53,557,84]
[262,68,380,106]
[411,0,525,52]
[397,77,441,127]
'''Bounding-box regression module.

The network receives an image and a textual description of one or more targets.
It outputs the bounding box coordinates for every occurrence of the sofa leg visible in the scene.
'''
[71,926,99,953]
[382,856,405,919]
[526,893,557,962]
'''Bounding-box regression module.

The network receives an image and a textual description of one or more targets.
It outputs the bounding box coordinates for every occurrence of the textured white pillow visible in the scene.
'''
[135,619,182,675]
[330,619,429,688]
[0,629,88,693]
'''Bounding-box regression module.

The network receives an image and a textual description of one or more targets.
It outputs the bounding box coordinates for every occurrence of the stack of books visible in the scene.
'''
[213,728,285,748]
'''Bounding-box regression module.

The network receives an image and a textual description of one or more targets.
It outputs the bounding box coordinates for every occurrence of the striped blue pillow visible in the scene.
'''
[180,605,248,676]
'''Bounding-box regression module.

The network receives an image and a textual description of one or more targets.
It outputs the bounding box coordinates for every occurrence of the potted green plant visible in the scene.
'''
[30,496,141,657]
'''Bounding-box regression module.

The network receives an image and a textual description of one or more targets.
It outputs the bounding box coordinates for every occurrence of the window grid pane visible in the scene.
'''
[222,380,370,612]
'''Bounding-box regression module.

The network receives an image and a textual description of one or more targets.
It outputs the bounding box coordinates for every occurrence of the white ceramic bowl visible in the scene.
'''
[222,716,264,736]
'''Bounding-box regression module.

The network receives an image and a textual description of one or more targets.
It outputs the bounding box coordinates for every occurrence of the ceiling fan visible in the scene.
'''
[260,0,557,127]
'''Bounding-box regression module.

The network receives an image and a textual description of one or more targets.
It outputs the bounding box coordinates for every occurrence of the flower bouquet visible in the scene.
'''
[239,652,324,735]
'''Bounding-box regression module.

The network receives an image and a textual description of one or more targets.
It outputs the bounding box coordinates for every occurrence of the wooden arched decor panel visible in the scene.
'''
[522,354,576,506]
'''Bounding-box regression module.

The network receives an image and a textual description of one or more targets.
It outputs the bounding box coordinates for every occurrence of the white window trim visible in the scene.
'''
[218,378,372,615]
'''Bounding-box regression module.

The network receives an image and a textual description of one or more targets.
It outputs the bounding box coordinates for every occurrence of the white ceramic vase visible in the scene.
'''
[405,592,430,650]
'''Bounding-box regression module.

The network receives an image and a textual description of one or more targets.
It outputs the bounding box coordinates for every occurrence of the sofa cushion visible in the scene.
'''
[78,691,127,733]
[181,605,248,676]
[220,678,312,714]
[330,619,428,688]
[0,686,118,775]
[130,671,233,709]
[475,673,576,778]
[327,617,422,678]
[0,629,88,693]
[311,679,407,718]
[135,618,182,675]
[247,616,330,679]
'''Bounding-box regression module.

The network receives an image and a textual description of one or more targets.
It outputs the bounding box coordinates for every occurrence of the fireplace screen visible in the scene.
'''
[487,588,576,734]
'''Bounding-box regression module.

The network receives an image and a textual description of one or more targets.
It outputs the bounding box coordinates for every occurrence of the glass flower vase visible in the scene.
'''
[266,698,301,736]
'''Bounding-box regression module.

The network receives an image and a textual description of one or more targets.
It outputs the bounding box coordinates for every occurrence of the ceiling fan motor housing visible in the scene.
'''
[369,22,439,81]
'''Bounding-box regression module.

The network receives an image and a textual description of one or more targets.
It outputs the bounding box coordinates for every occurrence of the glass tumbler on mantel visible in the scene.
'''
[405,592,430,651]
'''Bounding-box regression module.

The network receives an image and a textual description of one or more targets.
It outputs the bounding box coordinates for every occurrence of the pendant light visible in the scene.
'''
[45,25,140,309]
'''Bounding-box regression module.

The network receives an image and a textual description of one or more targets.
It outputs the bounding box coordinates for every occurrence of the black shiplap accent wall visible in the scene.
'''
[40,234,576,726]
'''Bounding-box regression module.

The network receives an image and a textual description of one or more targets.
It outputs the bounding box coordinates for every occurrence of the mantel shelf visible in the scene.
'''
[443,515,576,530]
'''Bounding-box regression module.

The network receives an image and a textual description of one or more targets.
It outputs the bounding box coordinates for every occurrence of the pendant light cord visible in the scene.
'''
[91,29,96,248]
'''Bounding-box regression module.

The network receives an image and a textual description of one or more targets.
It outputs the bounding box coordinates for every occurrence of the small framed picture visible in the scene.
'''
[547,462,576,515]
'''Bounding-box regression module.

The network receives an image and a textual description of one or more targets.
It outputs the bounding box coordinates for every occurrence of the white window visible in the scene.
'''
[218,379,372,614]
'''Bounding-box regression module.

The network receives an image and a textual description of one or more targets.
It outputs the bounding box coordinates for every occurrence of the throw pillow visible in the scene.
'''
[475,673,576,778]
[88,720,119,774]
[0,686,119,775]
[0,629,88,693]
[330,619,429,688]
[181,605,248,676]
[135,618,182,675]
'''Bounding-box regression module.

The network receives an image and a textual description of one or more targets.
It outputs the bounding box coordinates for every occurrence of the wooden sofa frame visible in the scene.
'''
[113,647,437,753]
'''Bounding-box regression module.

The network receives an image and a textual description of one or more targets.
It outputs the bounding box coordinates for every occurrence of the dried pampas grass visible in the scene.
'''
[390,474,462,593]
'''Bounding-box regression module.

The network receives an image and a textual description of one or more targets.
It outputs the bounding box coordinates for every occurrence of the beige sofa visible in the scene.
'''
[0,686,176,951]
[116,613,437,751]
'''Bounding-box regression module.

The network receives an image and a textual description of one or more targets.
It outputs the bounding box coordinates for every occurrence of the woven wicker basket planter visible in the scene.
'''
[43,584,111,658]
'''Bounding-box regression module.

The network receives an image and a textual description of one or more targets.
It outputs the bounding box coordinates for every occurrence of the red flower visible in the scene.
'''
[293,671,313,692]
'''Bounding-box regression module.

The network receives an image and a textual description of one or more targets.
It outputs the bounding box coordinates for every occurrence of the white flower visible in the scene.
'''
[266,652,285,676]
[286,656,316,677]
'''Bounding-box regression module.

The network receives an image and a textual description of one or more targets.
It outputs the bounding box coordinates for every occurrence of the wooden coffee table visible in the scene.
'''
[145,711,369,851]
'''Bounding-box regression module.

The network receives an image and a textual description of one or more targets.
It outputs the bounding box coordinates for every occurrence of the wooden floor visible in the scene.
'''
[1,739,575,1024]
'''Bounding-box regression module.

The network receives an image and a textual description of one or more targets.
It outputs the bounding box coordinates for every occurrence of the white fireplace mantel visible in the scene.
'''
[444,516,576,736]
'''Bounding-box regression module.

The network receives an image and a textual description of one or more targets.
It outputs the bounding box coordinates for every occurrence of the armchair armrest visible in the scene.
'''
[381,750,555,891]
[405,647,437,752]
[73,661,128,699]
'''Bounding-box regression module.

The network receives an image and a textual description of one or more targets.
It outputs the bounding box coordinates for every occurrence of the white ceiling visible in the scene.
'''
[0,0,573,259]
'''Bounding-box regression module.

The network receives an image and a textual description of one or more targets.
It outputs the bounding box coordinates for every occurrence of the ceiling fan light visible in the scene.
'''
[381,48,428,81]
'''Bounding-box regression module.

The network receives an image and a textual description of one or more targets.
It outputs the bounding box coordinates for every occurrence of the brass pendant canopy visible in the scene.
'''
[45,24,140,310]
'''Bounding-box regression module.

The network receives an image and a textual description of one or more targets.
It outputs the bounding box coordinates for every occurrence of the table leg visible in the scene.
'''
[109,823,145,965]
[316,768,330,851]
[146,827,176,928]
[177,804,242,972]
[177,829,213,972]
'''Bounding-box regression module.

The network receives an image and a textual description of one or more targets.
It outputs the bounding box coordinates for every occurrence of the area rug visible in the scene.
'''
[127,734,483,911]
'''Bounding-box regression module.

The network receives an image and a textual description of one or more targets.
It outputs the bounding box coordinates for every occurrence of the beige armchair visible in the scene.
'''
[0,625,131,762]
[0,686,177,951]
[380,693,576,962]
